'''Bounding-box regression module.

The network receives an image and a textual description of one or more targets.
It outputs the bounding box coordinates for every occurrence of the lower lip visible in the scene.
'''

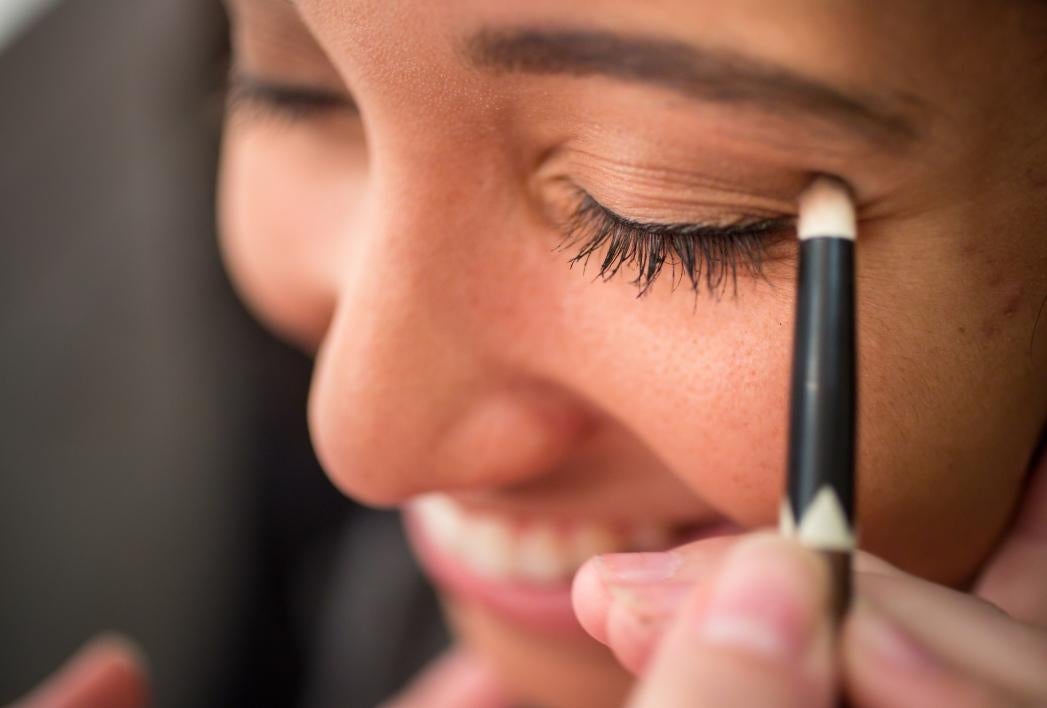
[402,509,742,638]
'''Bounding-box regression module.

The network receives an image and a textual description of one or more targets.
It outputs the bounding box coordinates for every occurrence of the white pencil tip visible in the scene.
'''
[797,177,856,241]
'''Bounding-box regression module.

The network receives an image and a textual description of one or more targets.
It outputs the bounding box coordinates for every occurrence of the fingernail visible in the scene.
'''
[698,536,824,660]
[596,551,682,584]
[854,604,935,670]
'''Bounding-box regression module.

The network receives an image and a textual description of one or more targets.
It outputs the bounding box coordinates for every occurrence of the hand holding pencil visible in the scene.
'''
[572,451,1047,707]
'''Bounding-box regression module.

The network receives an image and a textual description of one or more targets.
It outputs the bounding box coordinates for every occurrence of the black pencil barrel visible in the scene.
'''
[787,237,856,530]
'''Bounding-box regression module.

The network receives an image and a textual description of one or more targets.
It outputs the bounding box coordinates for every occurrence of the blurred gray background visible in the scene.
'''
[0,2,446,706]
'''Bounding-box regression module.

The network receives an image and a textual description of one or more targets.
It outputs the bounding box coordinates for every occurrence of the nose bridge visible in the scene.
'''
[343,142,510,358]
[308,161,479,490]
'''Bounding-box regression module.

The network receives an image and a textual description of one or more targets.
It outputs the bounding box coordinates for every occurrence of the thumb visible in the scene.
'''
[380,649,508,708]
[628,535,836,708]
[14,634,149,708]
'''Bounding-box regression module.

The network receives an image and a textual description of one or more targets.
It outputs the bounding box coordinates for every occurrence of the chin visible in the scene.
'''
[444,597,632,708]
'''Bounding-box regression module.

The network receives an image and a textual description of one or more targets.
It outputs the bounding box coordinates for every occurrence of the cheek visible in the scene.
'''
[558,268,1027,585]
[552,277,796,525]
[217,122,365,350]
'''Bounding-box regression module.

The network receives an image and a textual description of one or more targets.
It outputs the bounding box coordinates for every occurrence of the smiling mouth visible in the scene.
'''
[403,492,743,635]
[409,492,713,585]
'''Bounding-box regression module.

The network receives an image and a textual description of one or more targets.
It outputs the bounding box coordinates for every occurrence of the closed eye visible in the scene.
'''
[226,72,357,121]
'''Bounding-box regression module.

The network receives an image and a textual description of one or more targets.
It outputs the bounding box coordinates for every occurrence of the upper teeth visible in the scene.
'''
[411,493,676,585]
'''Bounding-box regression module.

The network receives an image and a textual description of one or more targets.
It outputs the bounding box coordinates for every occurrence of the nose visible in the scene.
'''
[307,166,594,507]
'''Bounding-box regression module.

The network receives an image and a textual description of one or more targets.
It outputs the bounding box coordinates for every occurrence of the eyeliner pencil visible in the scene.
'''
[780,177,857,623]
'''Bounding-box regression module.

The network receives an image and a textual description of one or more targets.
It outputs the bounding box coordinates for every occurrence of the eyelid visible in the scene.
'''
[586,191,792,238]
[226,71,357,118]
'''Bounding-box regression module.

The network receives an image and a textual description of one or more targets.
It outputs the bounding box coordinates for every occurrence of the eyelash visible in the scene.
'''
[561,192,792,296]
[226,73,355,122]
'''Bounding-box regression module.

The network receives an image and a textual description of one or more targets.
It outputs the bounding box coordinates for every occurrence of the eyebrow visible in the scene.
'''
[464,28,923,149]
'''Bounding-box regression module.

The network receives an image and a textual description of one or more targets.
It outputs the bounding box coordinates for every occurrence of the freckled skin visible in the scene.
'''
[218,1,1047,705]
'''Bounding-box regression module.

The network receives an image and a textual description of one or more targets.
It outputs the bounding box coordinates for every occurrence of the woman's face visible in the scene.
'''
[219,1,1047,705]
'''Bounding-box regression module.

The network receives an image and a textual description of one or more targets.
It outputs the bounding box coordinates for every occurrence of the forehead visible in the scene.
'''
[269,0,947,146]
[295,1,977,110]
[288,0,901,59]
[265,0,990,94]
